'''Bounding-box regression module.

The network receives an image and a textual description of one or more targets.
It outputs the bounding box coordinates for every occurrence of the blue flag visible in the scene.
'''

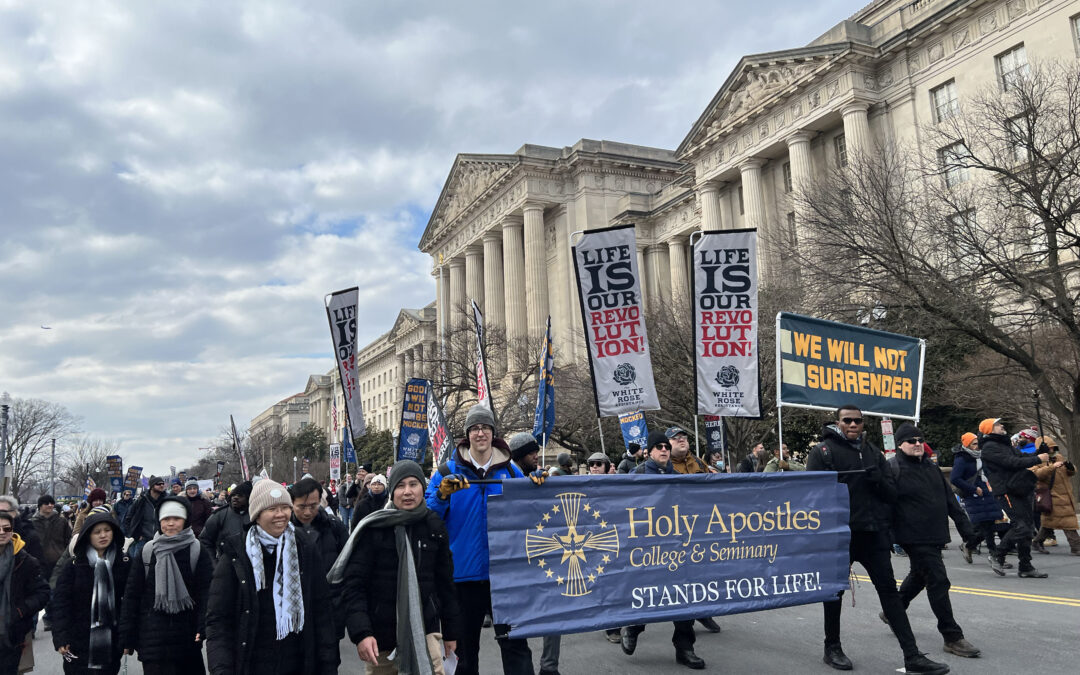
[618,411,648,451]
[532,316,555,443]
[487,473,851,637]
[343,427,357,465]
[397,378,430,463]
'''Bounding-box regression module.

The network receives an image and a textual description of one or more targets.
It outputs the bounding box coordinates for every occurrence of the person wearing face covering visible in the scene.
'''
[334,460,460,675]
[51,510,131,675]
[205,479,340,675]
[119,495,214,675]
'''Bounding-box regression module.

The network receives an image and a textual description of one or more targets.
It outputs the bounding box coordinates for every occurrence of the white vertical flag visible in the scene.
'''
[571,224,660,416]
[471,299,495,418]
[692,229,760,416]
[326,287,367,439]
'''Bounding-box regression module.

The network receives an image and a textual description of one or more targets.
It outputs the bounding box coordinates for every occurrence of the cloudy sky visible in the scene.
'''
[0,0,869,473]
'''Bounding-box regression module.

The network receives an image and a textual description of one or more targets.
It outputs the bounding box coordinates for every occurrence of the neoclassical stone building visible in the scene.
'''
[420,0,1080,370]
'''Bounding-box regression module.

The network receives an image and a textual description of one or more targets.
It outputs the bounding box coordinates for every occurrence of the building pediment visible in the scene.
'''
[419,154,519,253]
[677,44,862,159]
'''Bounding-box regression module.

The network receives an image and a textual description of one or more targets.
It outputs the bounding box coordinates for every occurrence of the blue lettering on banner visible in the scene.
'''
[487,472,850,637]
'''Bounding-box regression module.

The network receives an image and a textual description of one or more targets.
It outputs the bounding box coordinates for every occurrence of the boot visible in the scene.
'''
[823,643,853,670]
[620,627,638,655]
[904,653,950,674]
[944,638,981,658]
[960,543,973,564]
[696,617,721,633]
[675,648,705,670]
[1032,540,1049,554]
[990,555,1006,576]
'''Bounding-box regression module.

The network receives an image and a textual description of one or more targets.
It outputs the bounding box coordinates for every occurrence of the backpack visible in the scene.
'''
[142,539,200,574]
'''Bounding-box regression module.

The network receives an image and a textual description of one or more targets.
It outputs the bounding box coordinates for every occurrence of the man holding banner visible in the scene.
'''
[806,406,949,675]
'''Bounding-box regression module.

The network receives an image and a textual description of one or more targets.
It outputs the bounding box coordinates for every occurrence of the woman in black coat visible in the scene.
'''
[52,510,131,675]
[337,461,459,674]
[0,510,51,673]
[119,496,213,675]
[206,479,340,675]
[349,474,388,530]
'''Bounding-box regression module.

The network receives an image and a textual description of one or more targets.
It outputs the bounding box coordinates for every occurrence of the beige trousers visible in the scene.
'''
[366,633,446,675]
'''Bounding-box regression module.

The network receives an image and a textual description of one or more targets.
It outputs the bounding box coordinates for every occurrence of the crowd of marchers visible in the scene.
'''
[0,404,1075,675]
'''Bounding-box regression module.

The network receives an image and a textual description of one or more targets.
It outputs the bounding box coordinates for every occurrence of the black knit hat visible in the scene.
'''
[646,430,670,451]
[388,460,427,495]
[895,424,924,446]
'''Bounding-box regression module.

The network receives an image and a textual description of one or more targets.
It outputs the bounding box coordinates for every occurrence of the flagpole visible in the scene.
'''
[596,418,606,455]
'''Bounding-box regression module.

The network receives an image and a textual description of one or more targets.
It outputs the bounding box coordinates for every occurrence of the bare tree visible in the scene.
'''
[4,397,81,499]
[794,59,1080,458]
[56,436,120,497]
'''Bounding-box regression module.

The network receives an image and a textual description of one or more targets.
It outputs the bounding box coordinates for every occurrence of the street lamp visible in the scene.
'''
[0,392,11,494]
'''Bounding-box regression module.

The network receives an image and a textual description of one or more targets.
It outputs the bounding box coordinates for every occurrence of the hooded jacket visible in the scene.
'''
[186,491,214,537]
[425,437,524,582]
[671,452,708,475]
[2,533,51,648]
[31,508,72,571]
[350,490,388,530]
[50,512,131,669]
[980,432,1042,496]
[806,424,896,532]
[888,451,974,546]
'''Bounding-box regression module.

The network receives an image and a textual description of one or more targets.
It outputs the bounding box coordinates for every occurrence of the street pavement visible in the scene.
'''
[28,528,1080,673]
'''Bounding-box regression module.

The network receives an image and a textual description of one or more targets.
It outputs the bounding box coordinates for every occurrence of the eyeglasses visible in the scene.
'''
[841,417,864,425]
[588,462,606,467]
[652,443,672,450]
[468,425,493,435]
[0,526,12,533]
[294,502,320,511]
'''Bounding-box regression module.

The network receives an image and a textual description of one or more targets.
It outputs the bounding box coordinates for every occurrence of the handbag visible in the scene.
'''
[1034,467,1057,513]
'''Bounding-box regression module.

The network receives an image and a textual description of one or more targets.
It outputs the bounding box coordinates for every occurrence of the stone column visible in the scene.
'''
[501,215,527,365]
[415,343,426,380]
[668,237,690,305]
[739,159,768,280]
[698,182,722,231]
[655,244,672,307]
[786,131,814,245]
[396,355,406,387]
[637,246,649,314]
[719,186,735,230]
[435,265,448,349]
[523,203,549,339]
[644,245,662,309]
[465,244,484,312]
[841,101,872,160]
[482,230,506,376]
[404,349,414,380]
[448,257,466,328]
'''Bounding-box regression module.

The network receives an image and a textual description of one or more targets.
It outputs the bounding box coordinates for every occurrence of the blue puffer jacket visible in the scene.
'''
[426,438,524,582]
[950,448,1003,524]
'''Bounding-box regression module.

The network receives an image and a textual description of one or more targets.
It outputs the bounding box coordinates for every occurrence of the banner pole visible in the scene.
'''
[694,415,701,459]
[914,338,927,425]
[597,418,606,456]
[721,417,729,472]
[775,312,785,462]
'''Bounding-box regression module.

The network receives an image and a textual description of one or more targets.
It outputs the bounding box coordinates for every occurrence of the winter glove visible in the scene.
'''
[437,474,470,500]
[863,465,881,484]
[529,469,548,486]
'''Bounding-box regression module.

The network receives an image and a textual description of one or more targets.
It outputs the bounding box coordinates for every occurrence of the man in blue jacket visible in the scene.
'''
[426,404,534,675]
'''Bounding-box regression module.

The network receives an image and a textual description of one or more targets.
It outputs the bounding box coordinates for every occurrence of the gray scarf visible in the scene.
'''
[150,529,197,613]
[328,501,431,675]
[0,544,12,650]
[87,548,116,669]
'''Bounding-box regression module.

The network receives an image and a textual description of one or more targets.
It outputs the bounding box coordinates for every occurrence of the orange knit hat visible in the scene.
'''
[978,418,1001,435]
[961,432,977,448]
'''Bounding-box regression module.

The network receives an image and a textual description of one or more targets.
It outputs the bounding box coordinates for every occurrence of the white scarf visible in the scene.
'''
[245,523,304,640]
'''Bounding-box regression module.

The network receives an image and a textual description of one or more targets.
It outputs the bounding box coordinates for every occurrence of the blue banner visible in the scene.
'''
[618,411,648,451]
[778,312,924,419]
[532,316,555,443]
[703,415,725,454]
[343,427,357,465]
[396,378,430,463]
[487,473,850,637]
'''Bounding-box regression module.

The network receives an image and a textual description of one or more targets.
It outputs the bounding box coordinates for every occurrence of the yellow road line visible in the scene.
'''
[850,575,1080,607]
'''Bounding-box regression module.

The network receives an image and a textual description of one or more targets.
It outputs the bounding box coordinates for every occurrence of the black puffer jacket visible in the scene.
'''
[205,527,340,675]
[292,509,348,578]
[118,533,214,662]
[343,510,459,651]
[50,512,131,671]
[888,451,974,546]
[806,425,896,532]
[3,535,51,648]
[980,432,1042,496]
[351,491,388,530]
[199,506,249,560]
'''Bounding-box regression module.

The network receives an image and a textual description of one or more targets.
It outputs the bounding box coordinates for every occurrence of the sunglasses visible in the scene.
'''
[0,526,11,533]
[652,443,672,450]
[588,461,606,467]
[841,417,864,425]
[902,438,925,445]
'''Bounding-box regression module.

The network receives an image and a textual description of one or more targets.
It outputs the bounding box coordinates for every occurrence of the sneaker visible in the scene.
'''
[944,638,981,658]
[904,653,950,674]
[960,544,973,564]
[1046,538,1058,547]
[1018,567,1049,578]
[823,643,853,670]
[990,556,1006,576]
[605,630,622,644]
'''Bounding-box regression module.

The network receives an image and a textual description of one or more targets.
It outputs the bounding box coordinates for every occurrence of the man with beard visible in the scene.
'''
[199,480,252,559]
[806,405,948,674]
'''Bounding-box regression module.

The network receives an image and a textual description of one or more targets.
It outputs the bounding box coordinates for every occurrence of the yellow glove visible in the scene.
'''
[529,469,548,486]
[437,474,470,500]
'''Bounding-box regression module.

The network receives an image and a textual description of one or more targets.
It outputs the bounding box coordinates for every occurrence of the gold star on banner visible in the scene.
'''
[583,503,591,511]
[536,524,544,532]
[593,510,601,519]
[600,520,607,528]
[596,566,605,574]
[542,513,551,522]
[537,559,546,568]
[557,576,564,585]
[552,505,560,513]
[545,569,553,578]
[602,554,611,564]
[587,574,596,583]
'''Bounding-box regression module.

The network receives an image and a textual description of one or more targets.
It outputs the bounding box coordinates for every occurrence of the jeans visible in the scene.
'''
[969,520,1002,556]
[897,544,964,642]
[339,506,353,527]
[823,530,919,659]
[996,493,1035,569]
[454,580,533,675]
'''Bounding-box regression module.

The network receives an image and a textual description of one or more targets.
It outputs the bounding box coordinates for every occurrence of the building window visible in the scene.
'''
[783,162,793,193]
[939,142,969,188]
[738,186,745,215]
[931,80,958,123]
[996,44,1029,91]
[834,134,848,168]
[1073,14,1080,55]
